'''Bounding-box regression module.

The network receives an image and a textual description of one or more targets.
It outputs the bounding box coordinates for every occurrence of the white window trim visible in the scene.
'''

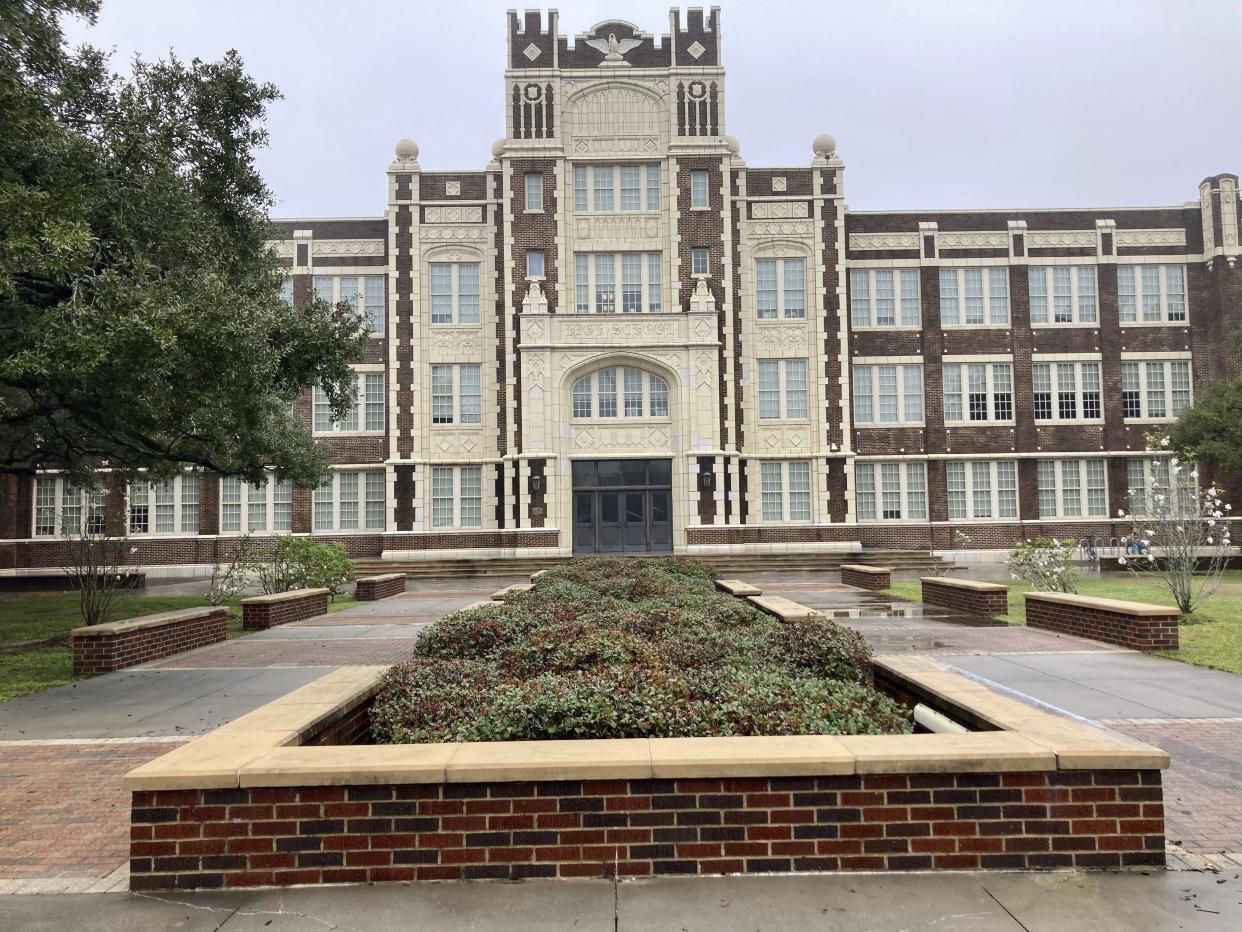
[219,475,293,535]
[430,363,483,427]
[690,170,710,210]
[755,257,807,320]
[942,361,1014,426]
[1031,361,1103,425]
[312,367,386,436]
[524,172,544,212]
[946,460,1019,521]
[849,268,922,330]
[32,476,108,538]
[572,163,661,214]
[428,261,482,326]
[1028,265,1099,327]
[127,473,201,536]
[428,465,485,530]
[854,461,929,523]
[757,460,814,524]
[313,274,385,335]
[1117,264,1188,326]
[313,469,386,533]
[1035,458,1109,520]
[756,359,809,421]
[573,252,663,314]
[571,367,671,421]
[1126,455,1198,517]
[852,363,925,427]
[526,249,545,280]
[691,247,710,278]
[1120,359,1193,424]
[939,267,1010,328]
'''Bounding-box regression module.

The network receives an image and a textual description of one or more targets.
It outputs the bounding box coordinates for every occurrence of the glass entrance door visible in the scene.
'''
[571,460,673,555]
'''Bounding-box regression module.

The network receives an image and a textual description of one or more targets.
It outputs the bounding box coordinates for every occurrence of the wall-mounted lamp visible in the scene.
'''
[699,471,714,490]
[529,474,543,494]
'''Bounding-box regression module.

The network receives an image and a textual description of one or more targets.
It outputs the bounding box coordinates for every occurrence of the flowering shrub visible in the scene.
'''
[1009,538,1079,593]
[370,557,910,742]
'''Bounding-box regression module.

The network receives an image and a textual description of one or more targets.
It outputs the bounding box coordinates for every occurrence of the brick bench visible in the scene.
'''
[746,594,822,621]
[920,577,1009,617]
[841,564,891,590]
[715,578,762,597]
[72,607,227,675]
[1025,592,1179,652]
[242,588,330,630]
[355,573,405,601]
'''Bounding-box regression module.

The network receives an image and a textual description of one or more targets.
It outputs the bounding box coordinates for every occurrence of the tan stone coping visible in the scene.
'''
[70,607,223,638]
[491,583,534,601]
[715,578,762,597]
[123,658,1168,792]
[530,569,547,581]
[919,576,1007,592]
[359,573,405,584]
[241,587,330,606]
[747,594,823,620]
[841,564,891,574]
[459,599,496,612]
[1024,590,1179,617]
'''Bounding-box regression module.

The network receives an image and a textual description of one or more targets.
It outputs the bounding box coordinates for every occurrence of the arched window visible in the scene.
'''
[571,367,669,419]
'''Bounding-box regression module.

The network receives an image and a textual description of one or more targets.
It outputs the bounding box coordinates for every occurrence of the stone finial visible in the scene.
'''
[523,280,548,314]
[690,277,716,312]
[812,134,837,159]
[395,138,419,160]
[725,135,741,156]
[491,139,507,159]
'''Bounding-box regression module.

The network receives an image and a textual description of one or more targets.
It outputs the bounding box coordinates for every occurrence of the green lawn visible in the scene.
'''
[881,570,1242,675]
[0,590,358,702]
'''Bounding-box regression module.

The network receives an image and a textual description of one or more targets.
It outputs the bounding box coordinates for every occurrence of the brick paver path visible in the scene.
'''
[145,636,416,668]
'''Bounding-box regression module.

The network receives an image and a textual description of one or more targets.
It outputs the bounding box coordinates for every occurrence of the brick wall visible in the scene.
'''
[841,566,890,590]
[355,574,406,601]
[128,769,1163,889]
[1026,595,1179,652]
[920,579,1009,618]
[72,608,227,675]
[241,590,329,631]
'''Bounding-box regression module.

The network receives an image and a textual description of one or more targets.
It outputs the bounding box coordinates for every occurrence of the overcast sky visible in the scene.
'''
[62,0,1242,219]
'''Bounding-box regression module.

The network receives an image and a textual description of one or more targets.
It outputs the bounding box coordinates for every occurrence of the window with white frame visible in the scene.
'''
[850,269,920,328]
[947,461,1018,520]
[691,247,709,276]
[313,371,384,434]
[1032,362,1101,422]
[430,465,483,528]
[128,474,200,534]
[430,364,481,425]
[690,170,710,208]
[572,367,669,419]
[852,364,924,425]
[429,262,481,324]
[756,258,806,319]
[1121,360,1192,420]
[313,470,385,532]
[32,477,107,537]
[939,267,1010,326]
[943,362,1013,423]
[1118,265,1187,323]
[1028,265,1098,324]
[759,461,812,522]
[574,253,662,313]
[756,359,808,419]
[573,164,660,212]
[313,275,384,335]
[220,476,293,533]
[1036,459,1107,518]
[855,461,928,521]
[1126,456,1197,515]
[279,277,294,305]
[524,173,543,211]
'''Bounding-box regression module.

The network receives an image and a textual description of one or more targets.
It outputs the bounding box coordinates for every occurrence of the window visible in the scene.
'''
[1036,459,1107,518]
[1127,456,1197,516]
[430,465,483,528]
[571,367,669,419]
[852,364,924,425]
[756,258,806,319]
[313,470,385,532]
[1118,265,1187,323]
[855,462,928,521]
[1032,362,1101,422]
[524,173,543,211]
[312,275,385,335]
[939,267,1009,326]
[527,250,545,278]
[279,278,294,305]
[32,477,107,537]
[220,476,293,533]
[430,364,482,425]
[429,262,481,324]
[690,170,709,208]
[943,363,1013,423]
[1029,266,1098,324]
[850,269,920,328]
[691,247,709,276]
[756,359,808,419]
[573,164,660,212]
[127,474,200,534]
[1121,360,1192,421]
[313,371,384,434]
[760,461,812,522]
[574,253,662,313]
[947,461,1018,520]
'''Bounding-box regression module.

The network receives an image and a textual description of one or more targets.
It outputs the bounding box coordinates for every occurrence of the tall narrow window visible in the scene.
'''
[691,247,709,276]
[592,165,614,211]
[527,250,545,278]
[690,170,709,208]
[620,165,641,211]
[525,173,543,211]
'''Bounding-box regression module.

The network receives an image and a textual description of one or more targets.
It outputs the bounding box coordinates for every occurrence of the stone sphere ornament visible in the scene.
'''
[812,133,837,158]
[395,138,419,159]
[491,139,507,158]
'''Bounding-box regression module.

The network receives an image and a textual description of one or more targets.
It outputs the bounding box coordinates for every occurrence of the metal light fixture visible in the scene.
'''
[529,474,543,493]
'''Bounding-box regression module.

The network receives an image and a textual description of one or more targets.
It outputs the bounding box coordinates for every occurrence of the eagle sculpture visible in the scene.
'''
[585,32,643,61]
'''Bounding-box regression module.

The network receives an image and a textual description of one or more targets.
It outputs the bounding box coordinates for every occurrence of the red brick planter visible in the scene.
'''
[840,564,891,590]
[241,588,330,630]
[355,573,405,601]
[920,577,1009,618]
[72,607,227,675]
[1025,592,1180,652]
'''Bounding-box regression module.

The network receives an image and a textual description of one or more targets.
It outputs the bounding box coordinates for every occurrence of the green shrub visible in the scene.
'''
[370,556,910,742]
[271,536,354,597]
